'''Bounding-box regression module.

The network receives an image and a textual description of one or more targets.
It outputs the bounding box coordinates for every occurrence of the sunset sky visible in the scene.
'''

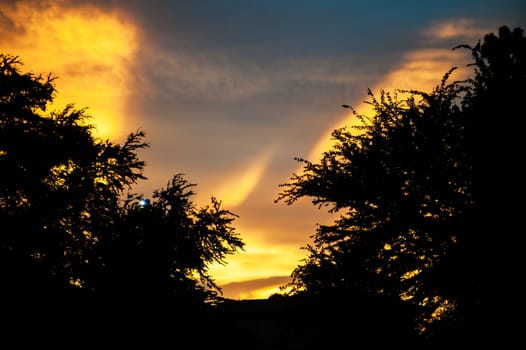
[1,0,524,300]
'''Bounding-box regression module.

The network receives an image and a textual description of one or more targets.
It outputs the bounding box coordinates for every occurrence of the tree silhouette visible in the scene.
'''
[0,53,245,317]
[276,25,525,344]
[93,174,244,309]
[0,54,147,298]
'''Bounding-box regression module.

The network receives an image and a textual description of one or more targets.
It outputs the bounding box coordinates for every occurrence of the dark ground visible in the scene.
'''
[2,295,489,349]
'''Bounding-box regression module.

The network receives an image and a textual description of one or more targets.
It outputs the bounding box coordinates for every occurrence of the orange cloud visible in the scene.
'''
[209,229,303,281]
[0,0,138,140]
[220,276,291,300]
[213,147,275,208]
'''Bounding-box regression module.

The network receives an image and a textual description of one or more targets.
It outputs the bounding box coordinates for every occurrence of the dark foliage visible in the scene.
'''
[276,25,525,344]
[92,174,244,307]
[0,54,245,315]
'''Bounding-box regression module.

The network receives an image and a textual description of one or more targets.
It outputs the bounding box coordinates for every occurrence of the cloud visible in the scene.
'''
[424,18,495,41]
[213,147,276,208]
[136,50,272,102]
[220,276,291,300]
[0,0,138,140]
[133,47,394,109]
[209,232,303,283]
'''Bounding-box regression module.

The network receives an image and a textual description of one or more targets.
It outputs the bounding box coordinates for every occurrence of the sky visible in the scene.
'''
[0,0,524,300]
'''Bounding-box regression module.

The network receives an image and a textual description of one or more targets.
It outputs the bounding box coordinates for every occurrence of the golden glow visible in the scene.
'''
[416,295,456,334]
[217,276,292,300]
[69,277,83,288]
[209,231,302,283]
[401,268,421,281]
[209,239,305,299]
[237,284,285,300]
[214,147,275,208]
[209,227,302,299]
[0,0,138,140]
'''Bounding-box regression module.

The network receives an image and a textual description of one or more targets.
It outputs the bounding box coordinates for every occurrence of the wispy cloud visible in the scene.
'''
[213,147,276,208]
[424,18,494,41]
